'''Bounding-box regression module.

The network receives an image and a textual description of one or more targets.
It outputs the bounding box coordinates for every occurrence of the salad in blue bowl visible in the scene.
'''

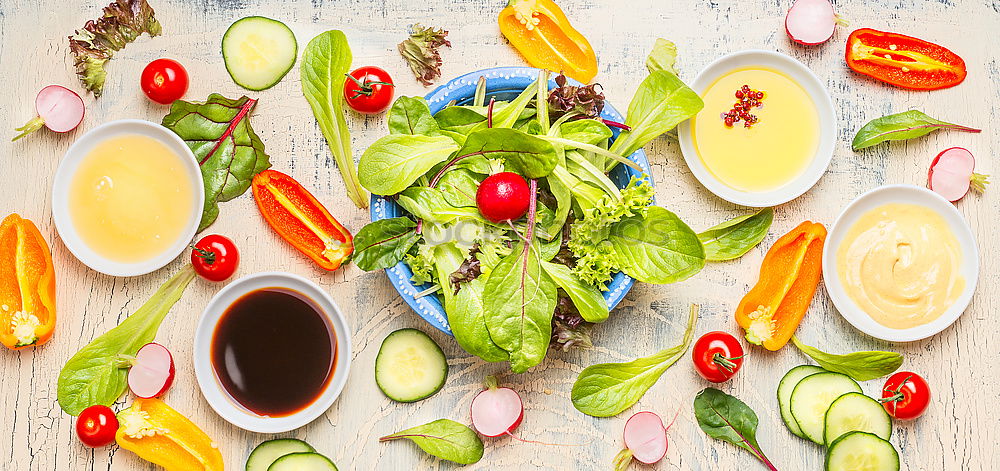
[354,66,707,373]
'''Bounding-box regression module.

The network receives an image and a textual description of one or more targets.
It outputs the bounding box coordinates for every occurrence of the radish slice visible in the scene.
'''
[471,376,523,437]
[12,85,85,142]
[127,343,175,398]
[623,411,668,464]
[785,0,841,45]
[928,147,990,202]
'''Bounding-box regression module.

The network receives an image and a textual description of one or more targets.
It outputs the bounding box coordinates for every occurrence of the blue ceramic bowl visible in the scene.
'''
[370,67,654,335]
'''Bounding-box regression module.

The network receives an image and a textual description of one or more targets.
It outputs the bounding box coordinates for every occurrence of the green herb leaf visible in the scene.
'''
[609,206,705,284]
[57,266,197,415]
[852,110,981,151]
[542,261,609,323]
[571,305,697,417]
[435,245,509,363]
[69,0,162,96]
[396,187,482,225]
[645,38,678,75]
[791,336,903,381]
[698,208,774,261]
[301,30,369,208]
[436,169,481,208]
[380,418,483,465]
[359,135,460,195]
[484,239,558,373]
[693,388,778,470]
[558,119,613,146]
[609,70,704,158]
[352,217,420,271]
[388,96,441,136]
[434,106,487,135]
[162,94,271,232]
[458,128,558,179]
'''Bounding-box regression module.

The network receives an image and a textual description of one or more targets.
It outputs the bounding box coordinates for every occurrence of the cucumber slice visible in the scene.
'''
[223,16,297,91]
[375,328,448,402]
[246,439,315,471]
[268,452,338,471]
[825,432,899,471]
[778,365,825,438]
[790,372,862,445]
[824,393,892,446]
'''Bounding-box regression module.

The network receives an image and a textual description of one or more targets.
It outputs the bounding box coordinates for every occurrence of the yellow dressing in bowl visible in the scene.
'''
[69,134,196,263]
[692,67,819,192]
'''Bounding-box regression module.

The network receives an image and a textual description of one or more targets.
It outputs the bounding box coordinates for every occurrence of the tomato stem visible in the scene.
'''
[711,352,746,373]
[190,245,216,265]
[345,73,395,99]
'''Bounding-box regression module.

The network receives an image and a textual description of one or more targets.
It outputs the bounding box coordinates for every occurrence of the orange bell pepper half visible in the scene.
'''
[0,214,56,350]
[252,169,354,270]
[735,221,826,351]
[116,398,224,471]
[499,0,598,83]
[845,28,966,91]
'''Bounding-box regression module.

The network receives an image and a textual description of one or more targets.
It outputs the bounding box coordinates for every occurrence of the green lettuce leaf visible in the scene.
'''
[609,70,704,159]
[358,134,459,195]
[380,419,483,465]
[608,206,705,284]
[352,217,420,271]
[69,0,162,97]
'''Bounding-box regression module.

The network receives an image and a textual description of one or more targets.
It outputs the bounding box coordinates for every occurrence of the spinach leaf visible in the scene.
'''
[301,30,368,208]
[791,336,903,381]
[435,244,508,363]
[693,388,778,470]
[646,38,679,75]
[484,239,558,373]
[458,128,558,179]
[162,94,271,231]
[397,187,482,224]
[379,418,484,465]
[57,267,197,415]
[559,119,613,146]
[542,261,609,323]
[434,106,486,135]
[608,206,705,284]
[609,70,704,158]
[852,110,981,150]
[436,169,480,208]
[358,134,459,195]
[571,305,697,417]
[352,217,420,271]
[388,96,440,136]
[698,208,773,261]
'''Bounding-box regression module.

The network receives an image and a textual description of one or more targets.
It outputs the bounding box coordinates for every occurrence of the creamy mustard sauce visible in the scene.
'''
[69,134,195,263]
[836,203,964,329]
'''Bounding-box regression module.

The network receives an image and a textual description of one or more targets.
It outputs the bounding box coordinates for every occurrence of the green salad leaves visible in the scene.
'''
[380,419,483,465]
[791,336,904,381]
[852,110,981,150]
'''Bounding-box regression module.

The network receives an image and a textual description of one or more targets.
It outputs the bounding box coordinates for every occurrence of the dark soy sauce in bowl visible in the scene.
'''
[211,288,336,417]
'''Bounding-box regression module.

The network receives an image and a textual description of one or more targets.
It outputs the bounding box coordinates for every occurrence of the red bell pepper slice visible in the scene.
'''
[845,28,966,91]
[252,169,353,270]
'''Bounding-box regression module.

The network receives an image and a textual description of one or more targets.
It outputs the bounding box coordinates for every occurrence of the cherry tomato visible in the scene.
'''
[140,58,189,105]
[692,331,745,383]
[344,66,395,114]
[76,405,119,448]
[191,234,239,282]
[477,172,531,223]
[881,371,930,420]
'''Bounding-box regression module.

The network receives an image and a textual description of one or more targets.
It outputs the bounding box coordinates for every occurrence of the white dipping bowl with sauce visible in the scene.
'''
[193,272,352,433]
[52,119,204,277]
[824,185,979,342]
[678,50,836,207]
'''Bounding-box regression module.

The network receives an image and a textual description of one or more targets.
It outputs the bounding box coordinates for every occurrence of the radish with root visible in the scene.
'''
[13,85,85,141]
[785,0,845,45]
[928,147,989,202]
[124,342,175,398]
[612,411,677,470]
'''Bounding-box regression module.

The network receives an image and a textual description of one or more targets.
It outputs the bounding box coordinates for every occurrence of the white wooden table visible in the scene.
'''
[2,0,997,469]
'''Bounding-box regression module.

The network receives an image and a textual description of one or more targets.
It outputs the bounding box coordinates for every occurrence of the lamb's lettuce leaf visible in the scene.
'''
[388,96,440,136]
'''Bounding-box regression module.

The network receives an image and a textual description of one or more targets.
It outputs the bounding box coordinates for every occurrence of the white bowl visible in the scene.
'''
[823,185,979,342]
[193,272,352,433]
[51,119,204,277]
[677,50,836,207]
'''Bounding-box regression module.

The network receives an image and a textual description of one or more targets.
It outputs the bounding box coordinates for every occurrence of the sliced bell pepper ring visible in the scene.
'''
[116,398,224,471]
[735,221,826,351]
[252,169,354,270]
[499,0,598,83]
[0,214,56,350]
[846,28,967,90]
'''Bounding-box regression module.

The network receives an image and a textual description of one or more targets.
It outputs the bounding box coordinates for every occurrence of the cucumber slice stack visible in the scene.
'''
[778,365,825,438]
[826,432,899,471]
[824,392,892,446]
[246,438,337,471]
[789,372,863,445]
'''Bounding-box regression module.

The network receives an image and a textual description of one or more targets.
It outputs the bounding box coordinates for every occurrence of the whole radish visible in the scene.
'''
[476,172,531,223]
[928,147,989,202]
[126,342,175,398]
[612,411,677,470]
[13,85,85,141]
[785,0,844,46]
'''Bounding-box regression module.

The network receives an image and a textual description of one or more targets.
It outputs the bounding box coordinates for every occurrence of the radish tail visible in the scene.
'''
[612,449,633,471]
[12,116,45,142]
[503,431,580,447]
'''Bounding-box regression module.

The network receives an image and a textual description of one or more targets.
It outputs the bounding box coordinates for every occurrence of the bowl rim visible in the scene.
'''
[192,271,352,433]
[369,66,651,335]
[822,184,979,342]
[51,119,204,277]
[677,49,836,207]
